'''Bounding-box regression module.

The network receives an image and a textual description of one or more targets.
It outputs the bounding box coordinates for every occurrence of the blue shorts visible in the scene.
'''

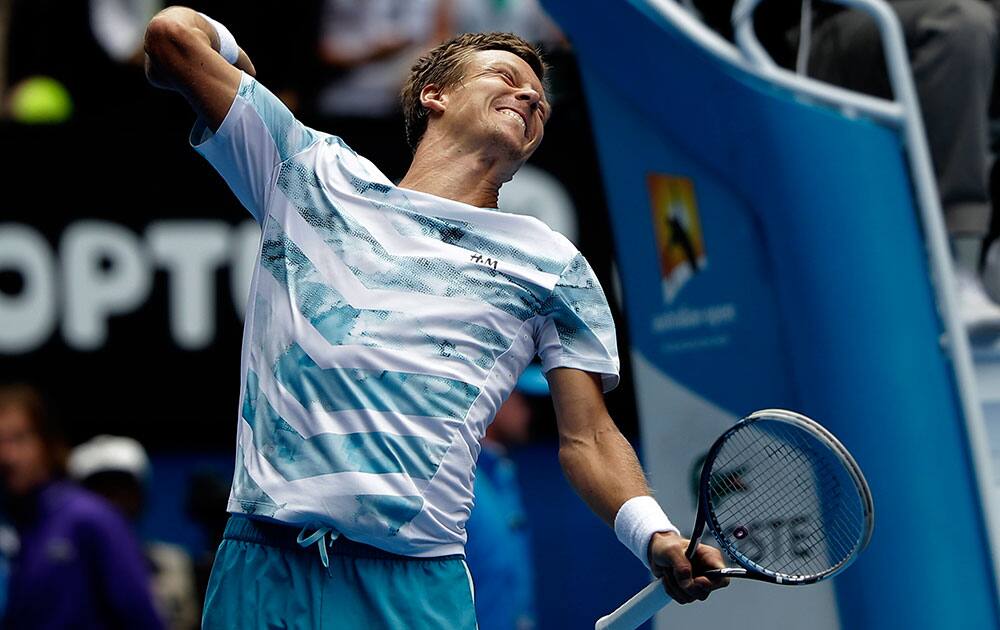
[203,516,477,629]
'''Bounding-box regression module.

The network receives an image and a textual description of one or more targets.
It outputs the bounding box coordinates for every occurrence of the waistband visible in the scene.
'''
[222,515,462,561]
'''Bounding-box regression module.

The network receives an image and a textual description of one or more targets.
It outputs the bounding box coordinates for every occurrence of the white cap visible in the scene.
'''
[68,435,150,481]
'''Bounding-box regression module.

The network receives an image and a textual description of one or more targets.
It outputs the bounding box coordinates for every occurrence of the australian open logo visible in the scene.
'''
[647,174,706,304]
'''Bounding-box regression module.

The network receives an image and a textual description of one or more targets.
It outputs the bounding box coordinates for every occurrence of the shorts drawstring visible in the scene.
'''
[296,525,339,570]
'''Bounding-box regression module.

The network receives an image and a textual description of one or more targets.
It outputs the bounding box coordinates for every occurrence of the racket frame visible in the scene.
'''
[691,408,875,585]
[596,409,874,630]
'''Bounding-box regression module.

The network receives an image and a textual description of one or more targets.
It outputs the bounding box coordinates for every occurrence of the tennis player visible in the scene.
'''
[144,8,728,627]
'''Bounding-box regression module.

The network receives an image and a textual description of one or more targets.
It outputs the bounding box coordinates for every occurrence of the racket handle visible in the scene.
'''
[595,578,672,630]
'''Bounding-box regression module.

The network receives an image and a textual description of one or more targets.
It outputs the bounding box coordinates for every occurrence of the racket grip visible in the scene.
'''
[594,578,672,630]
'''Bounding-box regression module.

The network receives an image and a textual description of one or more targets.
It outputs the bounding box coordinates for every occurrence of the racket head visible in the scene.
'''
[697,409,874,584]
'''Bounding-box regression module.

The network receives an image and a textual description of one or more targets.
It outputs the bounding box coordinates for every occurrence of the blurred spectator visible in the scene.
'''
[465,368,547,630]
[91,0,161,65]
[695,0,1000,333]
[804,0,1000,333]
[69,435,199,630]
[312,0,452,179]
[0,384,164,630]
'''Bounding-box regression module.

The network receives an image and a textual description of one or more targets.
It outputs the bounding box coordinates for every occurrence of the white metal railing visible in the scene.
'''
[643,0,1000,608]
[731,0,1000,608]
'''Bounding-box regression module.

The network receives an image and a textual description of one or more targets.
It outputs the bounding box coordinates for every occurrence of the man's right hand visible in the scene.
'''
[143,7,246,129]
[648,531,729,603]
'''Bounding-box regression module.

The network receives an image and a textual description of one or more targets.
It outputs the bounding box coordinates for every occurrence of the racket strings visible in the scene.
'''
[711,428,822,522]
[722,429,861,576]
[722,427,861,572]
[704,421,866,580]
[710,437,832,574]
[714,435,855,551]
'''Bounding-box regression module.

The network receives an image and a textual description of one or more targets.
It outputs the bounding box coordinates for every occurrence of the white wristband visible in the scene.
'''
[197,12,240,64]
[614,496,681,569]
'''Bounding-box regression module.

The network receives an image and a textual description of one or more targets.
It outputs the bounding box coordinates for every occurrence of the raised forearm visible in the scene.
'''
[143,7,216,91]
[558,416,651,527]
[142,7,251,129]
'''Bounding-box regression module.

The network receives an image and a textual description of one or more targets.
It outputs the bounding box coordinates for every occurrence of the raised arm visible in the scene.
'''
[547,367,727,603]
[143,6,256,130]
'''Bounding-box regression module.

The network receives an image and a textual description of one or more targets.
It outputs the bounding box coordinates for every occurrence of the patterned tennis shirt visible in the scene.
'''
[192,73,619,557]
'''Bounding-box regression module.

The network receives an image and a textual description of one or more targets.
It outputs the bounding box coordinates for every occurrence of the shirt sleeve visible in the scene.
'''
[536,252,620,392]
[190,72,322,223]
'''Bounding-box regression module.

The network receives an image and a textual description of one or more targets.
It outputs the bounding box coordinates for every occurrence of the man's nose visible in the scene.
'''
[515,87,541,107]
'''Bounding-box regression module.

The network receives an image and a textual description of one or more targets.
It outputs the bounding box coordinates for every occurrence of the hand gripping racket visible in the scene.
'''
[596,409,874,630]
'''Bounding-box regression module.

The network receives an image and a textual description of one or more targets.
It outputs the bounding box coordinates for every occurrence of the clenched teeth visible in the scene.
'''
[499,109,526,130]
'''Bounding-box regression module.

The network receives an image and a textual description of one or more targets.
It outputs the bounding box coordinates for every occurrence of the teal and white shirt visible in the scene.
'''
[193,73,619,557]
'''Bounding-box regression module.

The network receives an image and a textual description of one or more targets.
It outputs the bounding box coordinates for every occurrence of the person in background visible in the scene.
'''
[0,384,164,629]
[695,0,1000,333]
[312,0,452,179]
[465,366,548,630]
[802,0,1000,333]
[69,435,200,630]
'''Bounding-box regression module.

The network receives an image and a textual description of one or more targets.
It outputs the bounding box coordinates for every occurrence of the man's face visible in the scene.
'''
[0,406,51,496]
[437,50,550,165]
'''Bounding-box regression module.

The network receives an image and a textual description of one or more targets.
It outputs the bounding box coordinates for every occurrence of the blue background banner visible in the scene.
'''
[542,0,1000,627]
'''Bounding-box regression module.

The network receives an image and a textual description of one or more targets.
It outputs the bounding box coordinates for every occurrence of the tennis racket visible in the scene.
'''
[595,408,874,630]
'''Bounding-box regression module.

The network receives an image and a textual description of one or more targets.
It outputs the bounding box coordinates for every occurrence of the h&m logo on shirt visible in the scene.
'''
[469,253,499,271]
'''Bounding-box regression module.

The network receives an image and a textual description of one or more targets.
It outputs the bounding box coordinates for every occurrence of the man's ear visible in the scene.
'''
[419,83,447,115]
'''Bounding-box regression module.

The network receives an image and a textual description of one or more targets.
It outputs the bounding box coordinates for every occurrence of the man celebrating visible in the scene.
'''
[144,8,727,627]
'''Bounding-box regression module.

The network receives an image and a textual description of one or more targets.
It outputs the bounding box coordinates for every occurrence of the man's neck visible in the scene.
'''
[397,135,520,209]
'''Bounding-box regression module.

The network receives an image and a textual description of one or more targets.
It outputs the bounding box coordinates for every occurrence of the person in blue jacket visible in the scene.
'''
[0,384,164,630]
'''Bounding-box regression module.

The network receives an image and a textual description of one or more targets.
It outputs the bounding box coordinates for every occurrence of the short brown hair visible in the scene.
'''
[401,32,547,153]
[0,383,67,476]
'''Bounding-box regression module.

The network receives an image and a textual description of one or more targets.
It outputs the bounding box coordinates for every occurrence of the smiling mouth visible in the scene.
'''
[498,108,527,136]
